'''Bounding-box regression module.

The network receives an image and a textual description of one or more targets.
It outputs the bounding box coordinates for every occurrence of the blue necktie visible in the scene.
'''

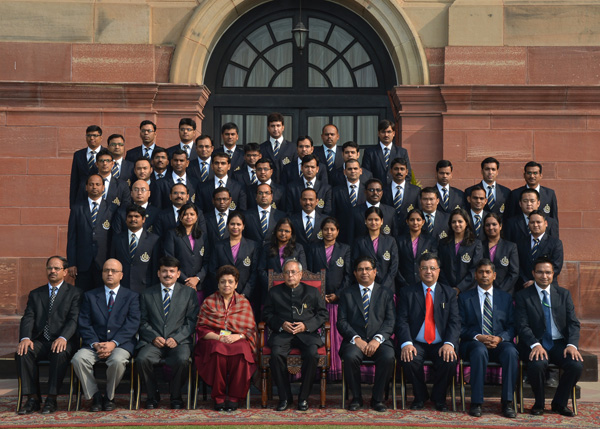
[305,215,313,239]
[200,162,208,182]
[442,187,449,211]
[260,210,268,235]
[91,202,99,227]
[349,185,357,207]
[163,288,171,317]
[111,162,120,179]
[393,185,403,213]
[487,185,495,211]
[273,141,280,159]
[107,291,115,313]
[362,288,370,327]
[326,149,334,171]
[218,213,226,238]
[87,151,96,171]
[474,214,482,237]
[532,237,540,259]
[129,233,138,261]
[43,287,58,340]
[542,290,554,350]
[426,214,433,234]
[482,292,493,336]
[383,147,390,169]
[250,169,258,184]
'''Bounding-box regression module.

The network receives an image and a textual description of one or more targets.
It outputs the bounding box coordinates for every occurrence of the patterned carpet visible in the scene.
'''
[2,394,599,428]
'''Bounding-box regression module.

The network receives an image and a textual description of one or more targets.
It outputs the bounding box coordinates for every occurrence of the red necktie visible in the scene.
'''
[424,287,435,344]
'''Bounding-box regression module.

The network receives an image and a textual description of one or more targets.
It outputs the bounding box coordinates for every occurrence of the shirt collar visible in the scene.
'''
[534,283,551,297]
[258,205,271,215]
[359,283,375,293]
[128,228,143,241]
[105,285,120,296]
[379,141,392,151]
[421,282,437,292]
[477,285,493,297]
[303,210,315,219]
[172,171,187,183]
[48,281,64,291]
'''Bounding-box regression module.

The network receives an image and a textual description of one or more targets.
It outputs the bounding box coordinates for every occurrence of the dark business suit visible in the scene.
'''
[504,214,559,243]
[17,283,81,396]
[67,200,115,291]
[352,235,399,292]
[307,242,352,296]
[167,143,198,162]
[195,177,247,214]
[232,164,256,188]
[285,180,332,215]
[331,183,366,244]
[330,166,373,188]
[436,186,465,213]
[155,175,200,210]
[458,287,518,404]
[259,139,296,183]
[243,207,286,246]
[246,182,286,212]
[75,176,132,209]
[125,145,166,163]
[483,239,519,295]
[280,158,329,188]
[187,158,214,184]
[337,283,396,402]
[113,159,135,187]
[468,210,489,241]
[137,283,200,401]
[515,284,582,408]
[395,233,438,291]
[438,238,484,292]
[72,286,140,400]
[507,185,558,223]
[351,203,397,244]
[258,244,307,307]
[69,147,101,208]
[464,183,511,217]
[515,234,563,292]
[215,145,244,172]
[153,206,207,239]
[422,210,450,242]
[208,237,259,299]
[314,146,344,182]
[163,230,208,290]
[382,182,421,236]
[290,211,328,254]
[109,229,161,293]
[362,144,411,184]
[112,204,160,235]
[396,282,460,404]
[263,282,329,402]
[204,211,231,246]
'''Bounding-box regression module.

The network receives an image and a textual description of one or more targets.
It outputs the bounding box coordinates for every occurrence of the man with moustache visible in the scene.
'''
[331,159,366,244]
[167,118,198,161]
[187,135,215,184]
[382,158,420,236]
[243,183,286,245]
[216,122,245,172]
[154,183,206,238]
[315,124,344,182]
[125,120,164,162]
[112,179,160,235]
[70,125,103,208]
[106,134,134,186]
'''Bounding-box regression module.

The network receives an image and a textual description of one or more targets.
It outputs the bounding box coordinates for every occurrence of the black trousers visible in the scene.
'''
[16,339,74,396]
[340,342,395,402]
[136,343,191,400]
[270,336,319,402]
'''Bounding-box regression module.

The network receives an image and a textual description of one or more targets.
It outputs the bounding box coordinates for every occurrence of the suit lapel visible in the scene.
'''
[470,291,483,331]
[96,289,109,321]
[153,287,166,321]
[181,233,193,252]
[351,286,365,320]
[318,244,328,267]
[549,286,563,335]
[433,285,443,330]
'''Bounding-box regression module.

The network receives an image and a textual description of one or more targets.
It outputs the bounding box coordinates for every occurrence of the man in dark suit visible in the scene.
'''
[280,136,328,187]
[516,210,563,292]
[315,124,344,183]
[382,157,420,236]
[187,135,215,184]
[232,142,262,188]
[351,179,396,243]
[337,257,396,412]
[67,174,116,291]
[285,154,332,214]
[154,183,207,238]
[515,257,583,417]
[112,180,160,235]
[259,112,296,183]
[290,188,327,254]
[107,134,134,186]
[215,122,245,172]
[16,256,82,415]
[155,149,199,209]
[331,159,366,244]
[132,157,163,209]
[466,185,489,240]
[435,160,465,213]
[243,183,286,245]
[329,141,373,188]
[504,188,559,242]
[458,259,518,418]
[396,253,460,411]
[195,152,247,214]
[204,187,233,244]
[419,187,450,241]
[362,119,411,183]
[70,125,103,208]
[262,259,328,411]
[151,147,170,181]
[507,161,559,223]
[71,259,140,412]
[137,256,200,409]
[125,120,165,162]
[166,118,198,162]
[246,158,286,211]
[110,205,160,293]
[464,157,511,217]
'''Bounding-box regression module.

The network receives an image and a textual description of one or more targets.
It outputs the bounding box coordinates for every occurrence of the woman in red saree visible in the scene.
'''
[195,265,257,411]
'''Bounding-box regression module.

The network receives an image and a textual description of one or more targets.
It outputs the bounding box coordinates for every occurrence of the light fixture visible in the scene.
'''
[292,0,308,54]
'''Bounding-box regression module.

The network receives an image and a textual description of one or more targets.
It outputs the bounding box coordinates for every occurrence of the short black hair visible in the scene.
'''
[436,159,453,171]
[476,258,496,272]
[481,157,499,169]
[158,256,180,269]
[353,256,376,271]
[140,120,157,131]
[46,255,68,269]
[86,125,102,135]
[524,161,543,173]
[179,118,197,130]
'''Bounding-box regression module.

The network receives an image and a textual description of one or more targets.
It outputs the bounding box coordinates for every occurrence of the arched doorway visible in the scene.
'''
[202,0,398,145]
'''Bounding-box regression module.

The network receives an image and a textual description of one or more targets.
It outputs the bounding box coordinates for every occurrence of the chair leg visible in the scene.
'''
[400,366,406,410]
[261,367,268,408]
[67,365,74,411]
[341,360,345,409]
[392,360,397,410]
[129,359,135,411]
[320,368,327,408]
[246,388,251,410]
[16,376,22,413]
[75,376,82,411]
[193,372,198,410]
[519,361,524,413]
[186,360,192,410]
[460,361,466,413]
[135,370,141,410]
[451,375,456,412]
[572,385,578,416]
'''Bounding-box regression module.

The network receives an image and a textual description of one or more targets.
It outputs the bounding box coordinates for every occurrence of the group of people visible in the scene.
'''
[15,113,582,418]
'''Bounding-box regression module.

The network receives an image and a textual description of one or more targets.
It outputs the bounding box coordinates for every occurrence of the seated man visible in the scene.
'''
[262,259,328,411]
[396,253,460,411]
[137,256,199,409]
[337,257,395,412]
[458,259,518,418]
[71,259,140,412]
[515,257,583,417]
[16,256,82,415]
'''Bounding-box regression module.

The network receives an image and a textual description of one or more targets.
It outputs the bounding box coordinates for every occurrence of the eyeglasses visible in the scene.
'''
[97,159,113,164]
[140,129,155,134]
[46,266,65,271]
[132,187,148,193]
[356,267,374,273]
[256,168,272,172]
[366,188,383,193]
[257,191,272,196]
[86,134,101,138]
[179,128,194,133]
[109,142,124,147]
[102,269,122,274]
[420,266,440,272]
[283,270,300,276]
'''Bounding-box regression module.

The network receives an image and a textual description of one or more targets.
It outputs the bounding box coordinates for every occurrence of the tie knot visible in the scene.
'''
[164,288,170,294]
[93,202,98,208]
[202,161,207,166]
[52,286,58,294]
[261,210,267,215]
[110,291,115,296]
[485,291,490,297]
[184,145,189,150]
[427,287,432,294]
[307,181,312,187]
[488,185,493,190]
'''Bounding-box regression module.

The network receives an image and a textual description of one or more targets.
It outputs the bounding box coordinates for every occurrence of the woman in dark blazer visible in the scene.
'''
[209,211,259,301]
[351,206,398,292]
[163,203,208,293]
[483,212,519,295]
[396,208,438,292]
[307,217,352,381]
[438,208,483,293]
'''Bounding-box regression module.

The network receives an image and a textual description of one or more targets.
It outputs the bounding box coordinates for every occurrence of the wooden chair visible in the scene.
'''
[341,358,397,410]
[459,359,517,412]
[518,361,577,415]
[399,360,457,411]
[258,269,330,408]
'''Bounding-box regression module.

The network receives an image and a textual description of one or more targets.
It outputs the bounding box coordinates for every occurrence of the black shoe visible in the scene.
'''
[102,396,116,411]
[41,397,57,414]
[502,401,517,418]
[214,401,226,411]
[297,399,309,411]
[469,403,482,417]
[90,392,103,412]
[530,404,544,416]
[551,402,575,417]
[372,401,387,412]
[348,397,363,411]
[276,399,292,411]
[145,398,159,410]
[435,402,449,412]
[170,399,184,410]
[410,400,425,410]
[224,400,238,411]
[18,397,40,415]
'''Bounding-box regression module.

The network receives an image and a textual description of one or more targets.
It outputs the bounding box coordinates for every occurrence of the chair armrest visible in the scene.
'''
[258,322,266,349]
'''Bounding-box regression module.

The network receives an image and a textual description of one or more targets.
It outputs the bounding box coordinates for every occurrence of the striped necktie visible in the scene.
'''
[91,202,99,227]
[531,237,540,259]
[441,187,449,211]
[111,162,120,179]
[144,148,151,159]
[250,169,258,185]
[426,214,433,234]
[349,185,357,207]
[102,178,109,200]
[273,141,280,159]
[87,151,96,171]
[305,215,313,239]
[200,162,208,182]
[218,213,226,238]
[226,149,233,158]
[383,147,390,169]
[393,185,403,213]
[43,286,58,340]
[107,291,115,313]
[326,149,334,171]
[482,292,493,335]
[129,233,138,261]
[362,288,370,327]
[260,210,268,235]
[163,288,171,317]
[183,145,190,156]
[487,185,496,211]
[474,214,482,237]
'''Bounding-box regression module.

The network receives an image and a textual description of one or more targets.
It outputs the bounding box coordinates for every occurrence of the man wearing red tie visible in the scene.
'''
[396,253,460,411]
